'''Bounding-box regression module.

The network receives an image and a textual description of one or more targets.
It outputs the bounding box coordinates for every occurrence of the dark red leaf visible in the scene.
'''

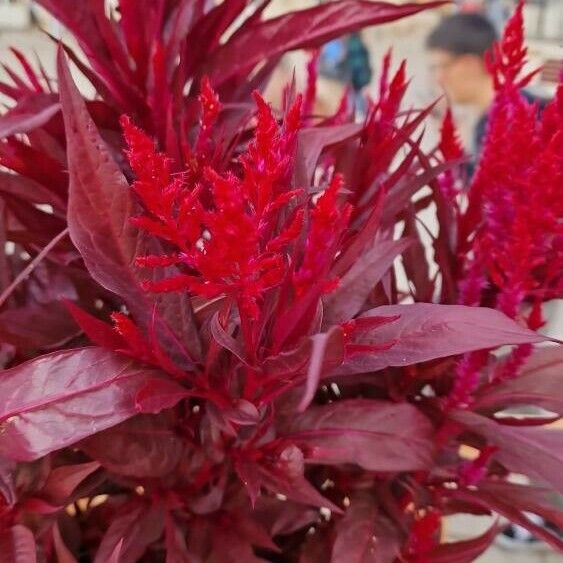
[332,494,399,563]
[0,171,65,211]
[81,414,184,478]
[0,301,80,352]
[57,49,141,314]
[294,123,361,186]
[52,523,78,563]
[93,501,165,563]
[249,444,341,513]
[323,238,414,326]
[287,399,434,471]
[0,457,16,507]
[0,526,37,563]
[451,482,563,551]
[253,496,319,537]
[425,523,500,563]
[58,53,200,366]
[64,300,126,350]
[336,304,546,376]
[0,347,165,461]
[451,410,563,494]
[134,378,192,414]
[0,94,59,138]
[473,346,563,414]
[206,1,446,85]
[299,327,345,411]
[165,515,193,563]
[41,461,100,505]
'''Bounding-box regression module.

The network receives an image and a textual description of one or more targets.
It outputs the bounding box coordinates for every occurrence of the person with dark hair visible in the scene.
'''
[426,12,547,165]
[426,13,498,157]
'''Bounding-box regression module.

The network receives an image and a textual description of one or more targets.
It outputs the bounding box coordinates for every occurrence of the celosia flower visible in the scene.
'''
[122,87,307,322]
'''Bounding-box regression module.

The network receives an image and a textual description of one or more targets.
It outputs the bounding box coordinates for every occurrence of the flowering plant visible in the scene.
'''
[0,1,561,561]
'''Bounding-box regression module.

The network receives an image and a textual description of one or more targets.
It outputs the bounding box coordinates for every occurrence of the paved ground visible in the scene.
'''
[1,3,562,562]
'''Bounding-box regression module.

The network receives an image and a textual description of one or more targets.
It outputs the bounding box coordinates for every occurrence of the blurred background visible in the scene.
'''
[0,1,562,561]
[0,0,561,152]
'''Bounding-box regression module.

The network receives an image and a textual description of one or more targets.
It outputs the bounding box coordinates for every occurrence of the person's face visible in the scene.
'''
[427,49,486,105]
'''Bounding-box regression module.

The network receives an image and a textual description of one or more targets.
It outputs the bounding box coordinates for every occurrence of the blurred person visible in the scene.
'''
[426,12,547,164]
[426,12,498,159]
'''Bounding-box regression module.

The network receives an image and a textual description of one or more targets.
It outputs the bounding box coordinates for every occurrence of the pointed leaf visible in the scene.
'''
[81,414,184,478]
[58,50,198,365]
[0,94,59,138]
[165,515,193,563]
[287,399,434,471]
[474,346,563,414]
[332,496,399,563]
[336,304,546,376]
[134,378,192,414]
[41,461,100,505]
[451,483,563,551]
[207,1,446,85]
[299,327,345,411]
[0,526,37,563]
[57,49,141,314]
[294,123,361,186]
[324,238,413,326]
[425,523,500,563]
[93,501,165,563]
[0,347,165,461]
[451,410,563,494]
[52,523,78,563]
[0,302,81,352]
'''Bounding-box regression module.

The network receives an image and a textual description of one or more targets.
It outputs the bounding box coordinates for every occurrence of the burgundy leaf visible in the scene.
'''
[41,461,100,505]
[294,123,362,186]
[58,53,200,366]
[0,457,16,506]
[57,50,142,315]
[299,327,345,411]
[450,483,563,551]
[0,171,65,211]
[473,346,563,414]
[64,300,126,350]
[210,311,248,365]
[425,523,499,563]
[0,347,165,461]
[331,494,399,563]
[52,523,78,563]
[0,301,80,352]
[323,238,414,326]
[0,94,59,138]
[476,481,563,528]
[206,1,446,85]
[287,399,434,471]
[451,410,563,494]
[165,515,193,563]
[336,304,546,376]
[81,414,184,478]
[0,526,37,563]
[252,444,341,513]
[107,540,124,563]
[253,496,319,537]
[93,501,165,563]
[134,378,192,414]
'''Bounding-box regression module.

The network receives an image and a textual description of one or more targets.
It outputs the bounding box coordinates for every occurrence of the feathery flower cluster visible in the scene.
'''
[122,86,353,325]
